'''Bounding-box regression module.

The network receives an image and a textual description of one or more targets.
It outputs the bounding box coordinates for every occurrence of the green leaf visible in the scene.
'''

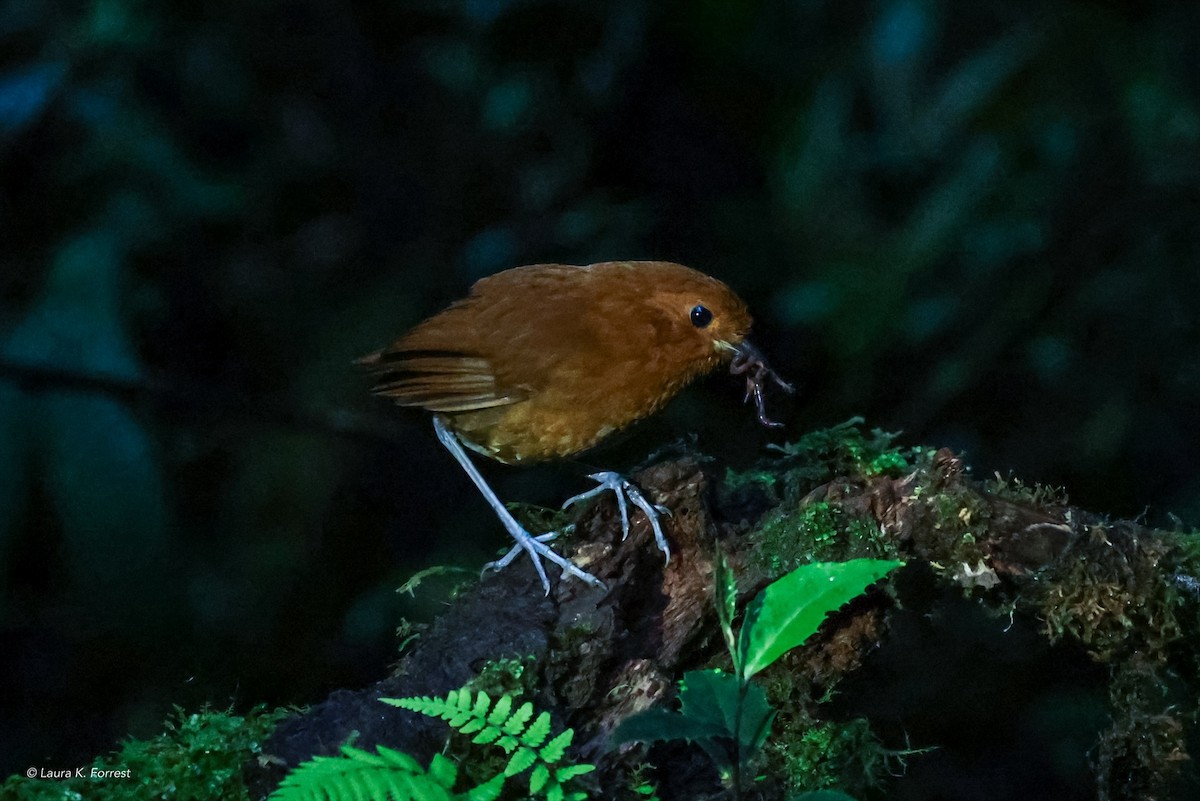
[713,549,741,671]
[529,762,550,794]
[487,694,513,726]
[503,702,534,734]
[374,745,422,772]
[611,708,730,746]
[736,683,776,761]
[522,711,552,748]
[269,744,449,801]
[428,753,457,788]
[505,746,537,777]
[555,764,596,781]
[611,669,769,773]
[473,690,491,718]
[539,728,573,763]
[790,792,859,801]
[739,559,903,679]
[679,669,741,734]
[459,717,486,734]
[473,726,502,745]
[466,773,506,801]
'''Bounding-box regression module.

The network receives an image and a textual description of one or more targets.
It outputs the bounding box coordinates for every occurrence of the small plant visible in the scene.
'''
[271,689,594,801]
[613,555,902,798]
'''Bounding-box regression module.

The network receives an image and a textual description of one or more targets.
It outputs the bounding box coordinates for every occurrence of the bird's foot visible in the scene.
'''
[562,471,671,563]
[484,525,606,594]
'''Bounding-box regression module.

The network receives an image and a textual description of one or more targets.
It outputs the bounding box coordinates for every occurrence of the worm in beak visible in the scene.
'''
[730,340,794,428]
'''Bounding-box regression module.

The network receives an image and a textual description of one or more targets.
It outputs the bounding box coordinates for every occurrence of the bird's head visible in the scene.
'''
[633,263,793,426]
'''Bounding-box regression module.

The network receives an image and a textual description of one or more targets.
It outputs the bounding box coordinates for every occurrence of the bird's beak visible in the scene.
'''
[727,339,794,428]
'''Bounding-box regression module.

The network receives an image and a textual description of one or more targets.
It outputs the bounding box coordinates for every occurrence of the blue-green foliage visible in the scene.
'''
[613,558,903,796]
[272,689,594,801]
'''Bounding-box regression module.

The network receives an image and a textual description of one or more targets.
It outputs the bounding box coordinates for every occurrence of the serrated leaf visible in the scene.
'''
[454,689,471,710]
[522,711,552,747]
[529,762,550,794]
[503,702,534,733]
[472,726,502,745]
[459,717,486,734]
[739,559,903,679]
[505,746,537,777]
[678,670,742,734]
[495,734,519,752]
[487,694,513,725]
[547,781,564,801]
[539,728,573,763]
[554,764,596,781]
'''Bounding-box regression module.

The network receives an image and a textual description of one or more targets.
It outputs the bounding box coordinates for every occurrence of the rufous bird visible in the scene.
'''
[360,261,790,593]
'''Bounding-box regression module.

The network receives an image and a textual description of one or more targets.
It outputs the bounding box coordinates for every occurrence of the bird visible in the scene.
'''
[359,260,791,593]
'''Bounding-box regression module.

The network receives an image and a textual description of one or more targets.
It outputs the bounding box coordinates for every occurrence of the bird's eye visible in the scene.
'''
[690,304,713,328]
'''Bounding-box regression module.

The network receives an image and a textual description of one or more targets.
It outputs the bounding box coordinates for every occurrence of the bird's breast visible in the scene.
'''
[446,349,716,463]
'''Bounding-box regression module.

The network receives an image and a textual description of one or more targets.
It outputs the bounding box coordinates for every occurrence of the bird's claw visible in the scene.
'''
[563,471,671,564]
[484,526,605,595]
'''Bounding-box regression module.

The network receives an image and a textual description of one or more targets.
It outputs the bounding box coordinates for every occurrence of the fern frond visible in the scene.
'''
[522,711,552,748]
[502,701,534,734]
[554,764,595,781]
[269,744,453,801]
[378,688,595,799]
[538,728,573,763]
[486,694,513,726]
[465,774,505,801]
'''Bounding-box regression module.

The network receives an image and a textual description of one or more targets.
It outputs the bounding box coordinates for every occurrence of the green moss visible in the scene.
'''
[754,501,902,576]
[1035,524,1189,661]
[764,417,915,487]
[982,473,1069,508]
[722,418,905,513]
[928,487,990,561]
[765,717,890,796]
[3,705,287,801]
[727,419,915,577]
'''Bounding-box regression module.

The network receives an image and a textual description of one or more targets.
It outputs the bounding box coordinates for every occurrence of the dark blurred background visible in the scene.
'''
[1,0,1198,797]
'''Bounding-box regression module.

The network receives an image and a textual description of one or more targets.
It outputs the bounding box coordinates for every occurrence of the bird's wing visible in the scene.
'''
[357,347,528,413]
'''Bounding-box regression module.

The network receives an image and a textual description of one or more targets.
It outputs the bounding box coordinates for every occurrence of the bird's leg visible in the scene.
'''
[433,416,605,594]
[562,471,672,564]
